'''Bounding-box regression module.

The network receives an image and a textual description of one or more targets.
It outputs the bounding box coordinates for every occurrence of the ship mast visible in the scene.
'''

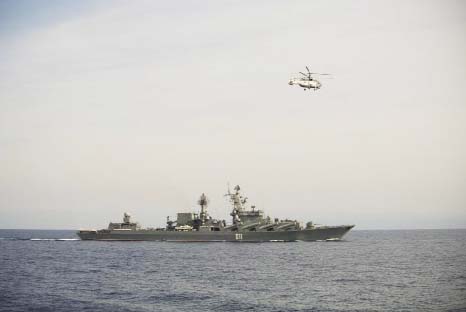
[227,185,248,225]
[198,193,209,224]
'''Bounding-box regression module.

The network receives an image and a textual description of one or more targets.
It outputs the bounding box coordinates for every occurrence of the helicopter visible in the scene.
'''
[288,66,331,91]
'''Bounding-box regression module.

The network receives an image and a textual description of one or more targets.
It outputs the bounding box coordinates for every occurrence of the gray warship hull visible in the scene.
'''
[77,185,355,242]
[77,225,354,242]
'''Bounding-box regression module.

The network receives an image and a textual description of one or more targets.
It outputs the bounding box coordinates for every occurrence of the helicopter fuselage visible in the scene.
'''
[288,78,321,90]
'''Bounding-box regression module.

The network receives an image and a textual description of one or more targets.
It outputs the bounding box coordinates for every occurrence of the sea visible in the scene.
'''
[0,229,465,312]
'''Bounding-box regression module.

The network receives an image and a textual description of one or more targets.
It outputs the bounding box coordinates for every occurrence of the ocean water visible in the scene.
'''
[0,229,465,312]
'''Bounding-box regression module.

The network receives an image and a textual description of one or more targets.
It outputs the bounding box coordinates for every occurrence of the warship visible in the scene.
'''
[77,185,354,242]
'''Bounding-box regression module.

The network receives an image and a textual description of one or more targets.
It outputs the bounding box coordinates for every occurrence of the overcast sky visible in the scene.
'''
[1,0,465,230]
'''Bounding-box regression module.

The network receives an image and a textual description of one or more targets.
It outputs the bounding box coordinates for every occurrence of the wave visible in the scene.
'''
[0,237,80,241]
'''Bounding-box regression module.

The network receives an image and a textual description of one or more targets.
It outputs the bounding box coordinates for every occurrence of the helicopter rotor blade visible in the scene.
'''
[306,66,311,74]
[309,73,331,75]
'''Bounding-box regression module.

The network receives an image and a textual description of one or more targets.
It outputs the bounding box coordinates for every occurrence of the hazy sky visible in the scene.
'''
[1,0,465,230]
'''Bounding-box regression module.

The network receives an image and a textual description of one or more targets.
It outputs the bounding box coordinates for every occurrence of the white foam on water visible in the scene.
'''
[29,238,80,241]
